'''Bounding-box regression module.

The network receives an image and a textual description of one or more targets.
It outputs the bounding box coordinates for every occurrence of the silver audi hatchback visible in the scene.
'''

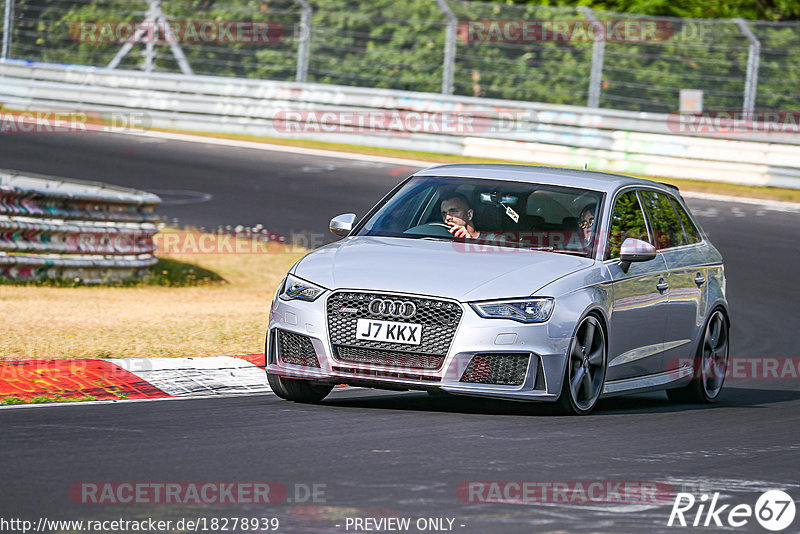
[266,164,729,414]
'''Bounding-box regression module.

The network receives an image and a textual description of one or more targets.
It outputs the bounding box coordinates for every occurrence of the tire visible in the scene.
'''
[555,314,607,415]
[667,309,729,404]
[267,372,333,403]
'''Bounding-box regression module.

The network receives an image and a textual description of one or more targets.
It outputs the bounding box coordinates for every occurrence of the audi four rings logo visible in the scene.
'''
[368,299,417,319]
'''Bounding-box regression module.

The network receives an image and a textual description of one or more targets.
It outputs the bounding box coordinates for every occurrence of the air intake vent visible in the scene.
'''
[277,330,320,368]
[460,353,530,386]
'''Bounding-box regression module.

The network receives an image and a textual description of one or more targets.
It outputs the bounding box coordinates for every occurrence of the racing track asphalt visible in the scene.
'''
[1,132,799,533]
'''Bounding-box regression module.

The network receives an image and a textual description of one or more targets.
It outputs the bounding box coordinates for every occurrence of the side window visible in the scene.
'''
[606,191,651,259]
[671,199,702,244]
[639,191,686,250]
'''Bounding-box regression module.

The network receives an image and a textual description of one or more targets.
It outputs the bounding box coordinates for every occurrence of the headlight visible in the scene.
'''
[279,274,326,302]
[470,297,554,323]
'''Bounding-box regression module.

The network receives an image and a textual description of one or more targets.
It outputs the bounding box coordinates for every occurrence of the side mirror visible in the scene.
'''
[619,238,656,273]
[330,213,358,237]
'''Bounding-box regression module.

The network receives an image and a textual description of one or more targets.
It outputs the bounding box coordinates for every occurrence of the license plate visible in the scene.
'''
[355,319,422,345]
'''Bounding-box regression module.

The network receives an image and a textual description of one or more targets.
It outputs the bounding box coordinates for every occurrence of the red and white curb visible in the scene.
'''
[0,355,272,405]
[110,356,271,397]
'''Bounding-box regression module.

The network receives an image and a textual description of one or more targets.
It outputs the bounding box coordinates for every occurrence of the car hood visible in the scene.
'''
[293,236,594,301]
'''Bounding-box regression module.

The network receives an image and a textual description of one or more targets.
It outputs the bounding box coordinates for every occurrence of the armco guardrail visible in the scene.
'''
[0,169,160,283]
[1,60,798,189]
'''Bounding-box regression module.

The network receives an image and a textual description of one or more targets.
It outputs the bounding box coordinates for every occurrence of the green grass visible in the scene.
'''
[2,394,101,405]
[28,394,98,403]
[0,256,226,288]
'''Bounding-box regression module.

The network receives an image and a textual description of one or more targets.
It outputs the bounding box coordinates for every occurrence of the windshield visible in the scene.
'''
[356,176,604,257]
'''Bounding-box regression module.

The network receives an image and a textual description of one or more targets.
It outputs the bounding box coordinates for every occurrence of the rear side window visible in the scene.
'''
[671,199,702,244]
[606,191,651,259]
[639,191,686,250]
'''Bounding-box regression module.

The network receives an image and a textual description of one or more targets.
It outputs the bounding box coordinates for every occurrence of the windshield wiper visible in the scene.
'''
[523,246,588,256]
[551,249,589,256]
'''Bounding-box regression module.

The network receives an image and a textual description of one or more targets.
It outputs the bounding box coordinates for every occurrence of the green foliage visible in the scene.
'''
[512,0,800,21]
[6,0,799,112]
[608,191,648,258]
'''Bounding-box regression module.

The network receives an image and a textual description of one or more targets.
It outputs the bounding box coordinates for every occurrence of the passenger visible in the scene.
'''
[579,204,597,247]
[440,194,480,240]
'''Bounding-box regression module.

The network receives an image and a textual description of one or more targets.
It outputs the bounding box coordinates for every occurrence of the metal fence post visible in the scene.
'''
[295,0,312,83]
[578,7,604,108]
[435,0,456,95]
[1,0,13,61]
[108,0,193,75]
[734,18,760,115]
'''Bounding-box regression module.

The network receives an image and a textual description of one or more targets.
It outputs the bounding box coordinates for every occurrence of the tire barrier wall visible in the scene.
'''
[0,169,161,283]
[1,60,798,188]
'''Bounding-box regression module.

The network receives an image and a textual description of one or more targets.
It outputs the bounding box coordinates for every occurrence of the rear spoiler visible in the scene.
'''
[659,182,680,192]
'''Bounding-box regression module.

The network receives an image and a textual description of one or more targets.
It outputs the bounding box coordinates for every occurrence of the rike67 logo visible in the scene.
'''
[668,490,796,531]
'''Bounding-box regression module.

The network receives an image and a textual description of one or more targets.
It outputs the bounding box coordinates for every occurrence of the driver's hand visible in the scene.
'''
[448,224,476,239]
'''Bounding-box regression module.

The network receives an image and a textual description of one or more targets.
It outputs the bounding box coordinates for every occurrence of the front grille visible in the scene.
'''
[335,345,445,370]
[276,330,320,368]
[327,292,462,360]
[460,353,530,386]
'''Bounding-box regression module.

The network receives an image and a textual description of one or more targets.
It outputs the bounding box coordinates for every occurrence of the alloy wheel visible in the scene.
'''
[700,310,729,399]
[567,315,606,412]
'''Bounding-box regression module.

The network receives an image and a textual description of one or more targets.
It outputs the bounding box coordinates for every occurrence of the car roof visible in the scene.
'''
[414,164,678,196]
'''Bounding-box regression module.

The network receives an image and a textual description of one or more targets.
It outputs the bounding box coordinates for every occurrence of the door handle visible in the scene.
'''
[695,273,706,286]
[656,279,669,293]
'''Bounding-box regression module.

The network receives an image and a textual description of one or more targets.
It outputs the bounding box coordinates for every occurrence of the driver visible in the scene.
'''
[441,194,480,239]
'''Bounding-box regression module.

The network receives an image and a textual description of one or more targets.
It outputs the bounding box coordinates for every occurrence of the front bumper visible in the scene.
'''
[267,292,571,401]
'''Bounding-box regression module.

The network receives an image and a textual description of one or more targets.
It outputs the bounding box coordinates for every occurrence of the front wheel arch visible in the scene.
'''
[555,311,608,415]
[667,306,730,404]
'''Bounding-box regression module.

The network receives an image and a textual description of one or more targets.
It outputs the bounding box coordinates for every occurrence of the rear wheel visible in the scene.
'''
[556,315,606,415]
[667,309,729,404]
[267,372,333,403]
